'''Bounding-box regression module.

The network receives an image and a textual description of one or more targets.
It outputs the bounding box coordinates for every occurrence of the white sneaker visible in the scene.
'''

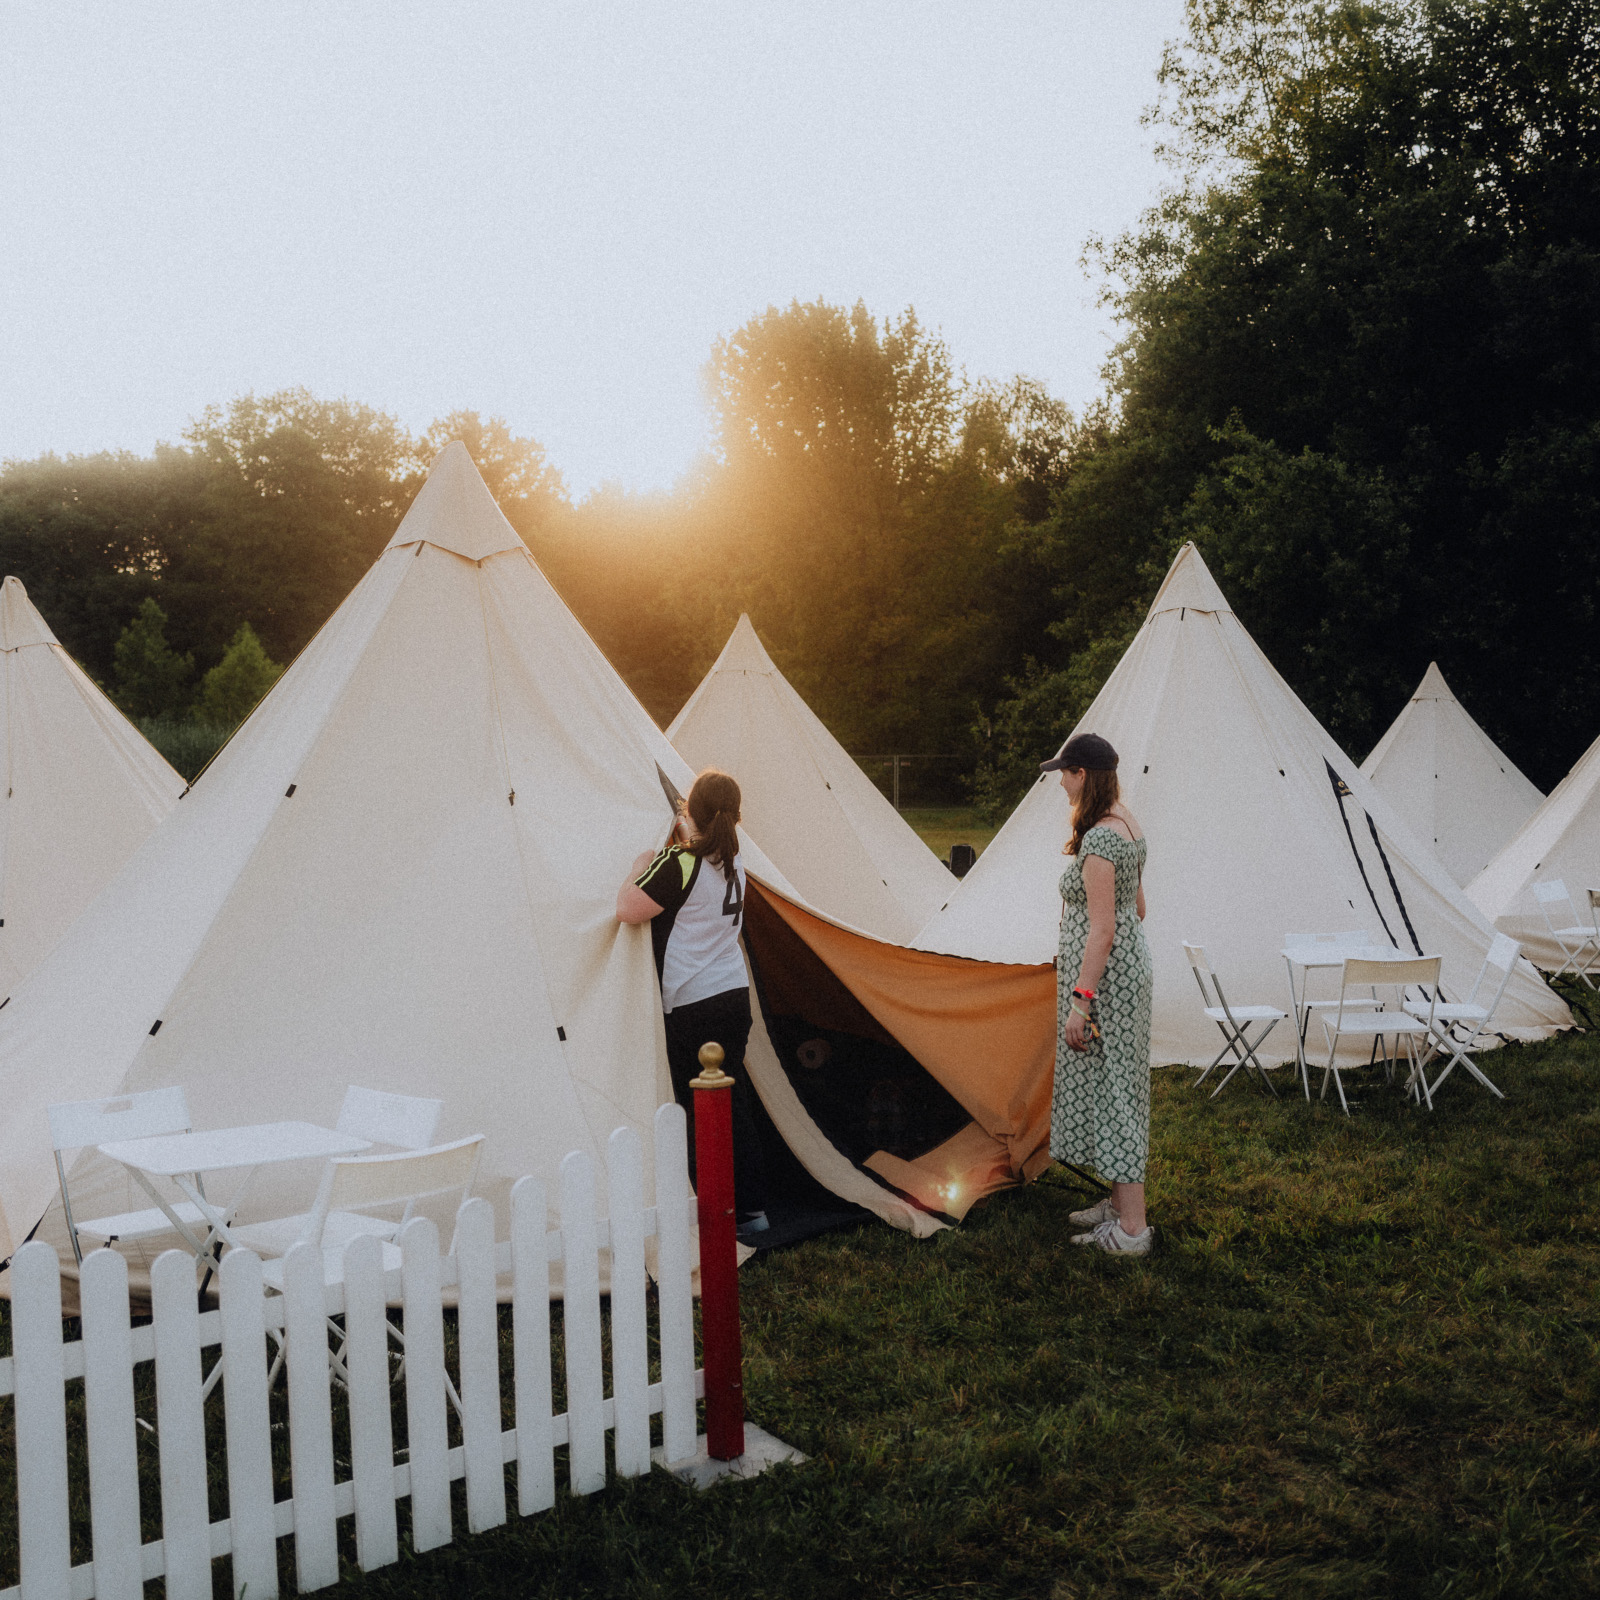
[1068,1197,1119,1229]
[1071,1217,1154,1256]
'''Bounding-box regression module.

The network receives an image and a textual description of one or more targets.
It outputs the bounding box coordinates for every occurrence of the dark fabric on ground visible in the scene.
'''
[664,984,771,1216]
[742,1205,871,1253]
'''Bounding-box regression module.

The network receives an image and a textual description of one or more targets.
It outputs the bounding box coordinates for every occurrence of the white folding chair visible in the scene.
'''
[224,1086,445,1259]
[1531,880,1600,990]
[48,1088,231,1266]
[335,1085,443,1150]
[1185,943,1286,1098]
[1406,934,1519,1101]
[1320,955,1441,1115]
[233,1133,483,1285]
[241,1135,484,1394]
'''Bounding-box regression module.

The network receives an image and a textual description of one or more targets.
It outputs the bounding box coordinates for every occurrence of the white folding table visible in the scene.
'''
[98,1120,372,1268]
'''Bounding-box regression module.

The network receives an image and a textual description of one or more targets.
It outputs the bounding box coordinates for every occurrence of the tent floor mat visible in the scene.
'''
[743,1204,873,1254]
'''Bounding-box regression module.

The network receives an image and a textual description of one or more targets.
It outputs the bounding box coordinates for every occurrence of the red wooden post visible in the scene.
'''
[690,1040,745,1460]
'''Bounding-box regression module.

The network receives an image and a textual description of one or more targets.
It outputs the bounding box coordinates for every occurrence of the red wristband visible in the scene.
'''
[1073,986,1095,1000]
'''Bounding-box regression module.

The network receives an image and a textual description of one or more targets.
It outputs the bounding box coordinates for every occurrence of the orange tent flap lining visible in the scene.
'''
[745,882,1057,1180]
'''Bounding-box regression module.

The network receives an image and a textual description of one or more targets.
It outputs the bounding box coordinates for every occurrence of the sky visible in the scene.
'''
[0,2,1186,497]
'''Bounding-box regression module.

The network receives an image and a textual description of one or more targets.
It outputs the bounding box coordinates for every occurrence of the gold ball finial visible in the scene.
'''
[689,1040,732,1089]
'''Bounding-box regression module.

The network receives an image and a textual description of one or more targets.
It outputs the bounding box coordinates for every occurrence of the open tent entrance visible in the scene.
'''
[734,881,1056,1246]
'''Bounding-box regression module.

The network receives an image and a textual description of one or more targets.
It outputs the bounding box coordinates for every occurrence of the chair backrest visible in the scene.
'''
[1486,933,1521,974]
[48,1086,191,1153]
[1183,942,1218,1006]
[1531,879,1575,926]
[1342,955,1441,991]
[336,1085,443,1151]
[1469,934,1523,1028]
[300,1134,484,1247]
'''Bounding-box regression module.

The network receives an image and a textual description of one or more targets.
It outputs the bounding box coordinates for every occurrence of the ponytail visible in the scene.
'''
[686,769,742,883]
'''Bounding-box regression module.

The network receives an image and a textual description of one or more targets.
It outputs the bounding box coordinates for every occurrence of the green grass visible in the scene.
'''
[5,1027,1598,1597]
[901,805,999,863]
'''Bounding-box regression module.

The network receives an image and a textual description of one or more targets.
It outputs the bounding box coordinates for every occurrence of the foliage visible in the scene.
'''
[110,597,192,719]
[137,716,232,783]
[974,0,1600,805]
[191,621,283,728]
[8,1030,1596,1597]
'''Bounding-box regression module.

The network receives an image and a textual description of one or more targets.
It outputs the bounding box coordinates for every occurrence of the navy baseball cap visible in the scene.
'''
[1040,732,1119,772]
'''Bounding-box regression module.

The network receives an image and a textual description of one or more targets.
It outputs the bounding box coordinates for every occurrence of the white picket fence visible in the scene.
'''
[0,1105,702,1600]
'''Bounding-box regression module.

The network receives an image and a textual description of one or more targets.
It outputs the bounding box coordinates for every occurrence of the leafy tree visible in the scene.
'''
[112,598,193,719]
[192,622,283,728]
[980,0,1600,798]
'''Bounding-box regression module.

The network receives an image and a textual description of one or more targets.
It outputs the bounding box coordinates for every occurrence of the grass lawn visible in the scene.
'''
[5,1025,1597,1597]
[901,805,999,863]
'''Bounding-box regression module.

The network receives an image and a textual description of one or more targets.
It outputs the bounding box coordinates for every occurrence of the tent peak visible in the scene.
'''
[1147,543,1232,618]
[715,613,778,674]
[0,576,60,650]
[1413,662,1455,700]
[383,440,525,562]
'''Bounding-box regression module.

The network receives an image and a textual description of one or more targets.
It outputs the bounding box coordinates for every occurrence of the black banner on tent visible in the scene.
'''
[1325,760,1400,949]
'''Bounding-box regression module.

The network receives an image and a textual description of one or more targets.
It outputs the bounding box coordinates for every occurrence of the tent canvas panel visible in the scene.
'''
[1360,663,1542,886]
[0,578,183,993]
[669,616,951,942]
[1468,728,1600,969]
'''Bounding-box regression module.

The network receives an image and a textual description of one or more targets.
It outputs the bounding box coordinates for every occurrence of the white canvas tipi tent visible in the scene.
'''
[667,615,952,942]
[914,544,1570,1064]
[1360,662,1542,886]
[1468,729,1600,971]
[0,576,184,992]
[0,445,1058,1270]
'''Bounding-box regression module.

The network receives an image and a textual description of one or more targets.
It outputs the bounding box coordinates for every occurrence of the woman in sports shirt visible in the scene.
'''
[616,768,771,1239]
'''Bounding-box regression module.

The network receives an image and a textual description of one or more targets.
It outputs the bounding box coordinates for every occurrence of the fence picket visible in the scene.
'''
[283,1243,339,1591]
[607,1127,650,1478]
[653,1103,697,1465]
[399,1216,452,1553]
[150,1251,212,1600]
[340,1235,399,1572]
[510,1176,555,1515]
[454,1198,506,1533]
[217,1249,278,1600]
[559,1151,605,1494]
[12,1242,71,1600]
[79,1250,141,1600]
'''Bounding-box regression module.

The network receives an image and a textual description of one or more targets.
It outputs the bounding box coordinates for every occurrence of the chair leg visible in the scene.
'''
[1410,1036,1434,1111]
[1239,1020,1283,1098]
[1427,1032,1504,1101]
[1193,1038,1233,1089]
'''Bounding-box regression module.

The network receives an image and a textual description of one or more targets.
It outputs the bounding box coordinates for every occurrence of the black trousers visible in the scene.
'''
[663,986,771,1217]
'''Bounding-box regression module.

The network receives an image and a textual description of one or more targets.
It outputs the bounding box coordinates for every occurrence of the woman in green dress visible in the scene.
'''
[1041,732,1155,1256]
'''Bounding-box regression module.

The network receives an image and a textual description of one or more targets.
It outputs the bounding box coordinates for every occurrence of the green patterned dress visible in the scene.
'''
[1052,825,1153,1184]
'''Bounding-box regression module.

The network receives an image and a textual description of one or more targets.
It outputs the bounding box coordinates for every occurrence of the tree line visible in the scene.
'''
[3,0,1595,803]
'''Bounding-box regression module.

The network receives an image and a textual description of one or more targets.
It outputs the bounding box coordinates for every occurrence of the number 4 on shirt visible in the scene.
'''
[722,871,743,928]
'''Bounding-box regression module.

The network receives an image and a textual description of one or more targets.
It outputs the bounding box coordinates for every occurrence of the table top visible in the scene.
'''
[99,1121,371,1177]
[1282,944,1410,969]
